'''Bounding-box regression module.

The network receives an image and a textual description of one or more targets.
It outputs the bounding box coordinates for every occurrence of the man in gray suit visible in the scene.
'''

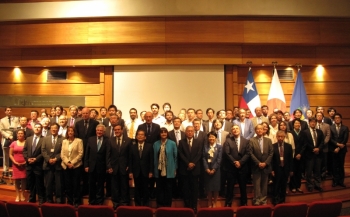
[233,109,255,140]
[250,107,269,128]
[41,123,64,203]
[316,112,331,179]
[250,124,273,205]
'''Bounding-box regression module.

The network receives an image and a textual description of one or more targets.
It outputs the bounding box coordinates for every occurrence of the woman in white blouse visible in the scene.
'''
[61,126,83,207]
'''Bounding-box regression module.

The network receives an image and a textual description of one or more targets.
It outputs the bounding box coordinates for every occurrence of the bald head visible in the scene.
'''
[82,107,90,120]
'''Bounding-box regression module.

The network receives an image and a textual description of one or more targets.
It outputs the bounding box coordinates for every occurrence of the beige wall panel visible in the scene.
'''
[165,20,244,43]
[243,20,320,44]
[16,23,89,45]
[88,21,165,43]
[85,96,102,107]
[0,83,100,95]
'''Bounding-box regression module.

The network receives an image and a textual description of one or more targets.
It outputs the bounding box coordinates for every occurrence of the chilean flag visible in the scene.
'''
[267,68,286,115]
[239,67,261,117]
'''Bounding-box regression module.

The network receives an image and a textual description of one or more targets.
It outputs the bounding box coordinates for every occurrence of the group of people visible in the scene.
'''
[0,103,348,211]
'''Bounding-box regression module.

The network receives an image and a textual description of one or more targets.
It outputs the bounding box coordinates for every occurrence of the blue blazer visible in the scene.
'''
[153,139,177,178]
[233,119,255,140]
[202,143,222,171]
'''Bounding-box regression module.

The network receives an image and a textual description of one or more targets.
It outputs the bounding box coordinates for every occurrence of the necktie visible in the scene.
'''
[139,144,143,158]
[188,139,192,152]
[312,129,317,146]
[336,125,340,136]
[70,118,74,127]
[147,124,151,135]
[195,131,198,139]
[97,138,102,151]
[175,131,180,145]
[259,138,263,154]
[129,120,135,138]
[279,144,284,167]
[117,137,121,152]
[318,123,321,129]
[32,136,37,154]
[235,138,239,151]
[84,120,88,134]
[8,117,11,126]
[52,137,56,149]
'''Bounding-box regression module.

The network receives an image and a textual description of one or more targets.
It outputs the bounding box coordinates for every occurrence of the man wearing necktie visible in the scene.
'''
[107,124,131,209]
[330,113,349,188]
[84,124,110,205]
[178,126,203,213]
[23,123,45,205]
[302,117,324,192]
[13,117,34,141]
[128,130,153,206]
[315,112,331,180]
[271,131,293,205]
[41,123,64,203]
[224,124,250,207]
[67,105,82,128]
[249,124,273,206]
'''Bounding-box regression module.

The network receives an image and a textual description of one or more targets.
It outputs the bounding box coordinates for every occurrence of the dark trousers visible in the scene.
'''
[305,155,322,188]
[63,166,82,205]
[182,174,199,209]
[321,151,328,177]
[44,168,62,203]
[172,171,182,198]
[111,170,129,207]
[105,173,112,196]
[226,169,247,206]
[219,166,227,196]
[289,158,302,190]
[27,169,45,203]
[332,151,346,184]
[88,170,106,205]
[134,175,150,206]
[156,176,173,207]
[273,166,288,204]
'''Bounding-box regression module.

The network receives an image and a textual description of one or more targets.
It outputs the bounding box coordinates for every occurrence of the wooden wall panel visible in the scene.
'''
[165,20,244,43]
[243,21,320,44]
[0,24,16,46]
[320,20,350,44]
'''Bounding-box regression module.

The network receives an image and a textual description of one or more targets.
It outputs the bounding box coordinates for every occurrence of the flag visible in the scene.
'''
[290,69,310,119]
[239,67,261,117]
[267,68,286,114]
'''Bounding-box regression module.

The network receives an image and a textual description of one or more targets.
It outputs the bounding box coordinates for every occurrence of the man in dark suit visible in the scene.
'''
[202,108,215,134]
[97,107,108,126]
[178,126,203,213]
[288,109,308,131]
[224,124,250,207]
[107,124,131,209]
[75,107,99,195]
[104,104,125,128]
[13,117,34,140]
[250,124,273,206]
[128,130,153,206]
[216,109,233,132]
[84,124,110,205]
[271,130,293,205]
[315,112,331,179]
[23,123,45,205]
[137,111,160,198]
[330,113,349,187]
[302,117,324,192]
[41,123,64,203]
[316,106,333,126]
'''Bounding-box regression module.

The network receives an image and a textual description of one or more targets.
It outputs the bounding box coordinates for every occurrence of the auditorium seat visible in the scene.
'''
[0,201,9,217]
[41,203,76,217]
[236,205,272,217]
[197,207,234,217]
[307,200,342,217]
[78,205,115,217]
[116,206,153,217]
[156,207,195,217]
[273,203,308,217]
[6,202,41,217]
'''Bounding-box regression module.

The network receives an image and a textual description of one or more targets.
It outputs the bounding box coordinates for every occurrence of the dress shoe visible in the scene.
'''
[296,188,303,193]
[315,186,323,192]
[308,187,313,192]
[332,183,337,187]
[338,183,346,187]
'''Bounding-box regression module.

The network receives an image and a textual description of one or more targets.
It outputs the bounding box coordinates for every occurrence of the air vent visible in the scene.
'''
[47,70,67,81]
[275,69,293,80]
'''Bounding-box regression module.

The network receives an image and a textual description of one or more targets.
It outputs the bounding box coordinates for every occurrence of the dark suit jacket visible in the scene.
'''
[301,128,324,159]
[250,136,273,174]
[41,135,63,170]
[75,118,99,149]
[84,136,110,173]
[272,142,293,175]
[107,136,131,175]
[137,123,160,145]
[288,119,308,132]
[168,129,186,146]
[202,143,222,171]
[129,142,153,178]
[330,124,349,153]
[290,130,304,157]
[178,138,203,176]
[223,120,233,133]
[323,117,333,126]
[23,135,44,171]
[224,135,250,172]
[13,127,34,141]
